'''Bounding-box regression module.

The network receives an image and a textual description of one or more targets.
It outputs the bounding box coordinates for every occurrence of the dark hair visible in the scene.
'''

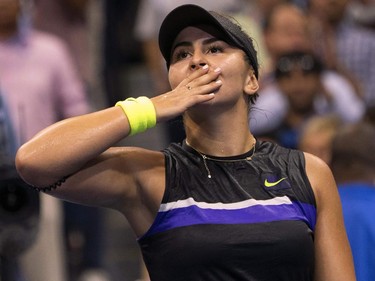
[158,4,259,104]
[275,51,323,79]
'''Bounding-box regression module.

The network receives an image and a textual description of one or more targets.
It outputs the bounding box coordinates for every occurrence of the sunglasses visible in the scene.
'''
[275,52,322,78]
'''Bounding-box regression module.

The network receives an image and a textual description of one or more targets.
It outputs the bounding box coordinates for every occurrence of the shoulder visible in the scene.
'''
[304,152,333,182]
[257,141,309,180]
[257,140,302,162]
[303,152,337,207]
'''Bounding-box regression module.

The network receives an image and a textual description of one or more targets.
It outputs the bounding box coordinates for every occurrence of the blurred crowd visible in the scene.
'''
[0,0,374,281]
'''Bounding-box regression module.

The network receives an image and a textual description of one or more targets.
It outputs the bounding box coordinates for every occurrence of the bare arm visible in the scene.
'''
[15,65,221,210]
[304,153,356,281]
[16,107,127,185]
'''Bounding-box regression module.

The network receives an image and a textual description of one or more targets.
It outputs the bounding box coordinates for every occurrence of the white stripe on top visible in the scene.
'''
[159,196,293,212]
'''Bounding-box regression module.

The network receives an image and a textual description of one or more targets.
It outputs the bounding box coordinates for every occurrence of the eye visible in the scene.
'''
[207,44,224,54]
[171,48,191,63]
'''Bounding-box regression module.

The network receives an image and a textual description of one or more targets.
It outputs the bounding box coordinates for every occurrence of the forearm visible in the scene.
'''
[16,106,128,187]
[16,65,222,188]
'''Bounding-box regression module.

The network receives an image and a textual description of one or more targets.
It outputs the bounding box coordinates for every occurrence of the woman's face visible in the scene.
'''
[168,26,257,107]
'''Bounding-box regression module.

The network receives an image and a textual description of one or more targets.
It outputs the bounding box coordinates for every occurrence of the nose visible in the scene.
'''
[190,63,207,70]
[190,50,208,70]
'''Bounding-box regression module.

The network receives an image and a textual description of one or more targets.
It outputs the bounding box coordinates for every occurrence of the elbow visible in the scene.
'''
[15,143,67,189]
[15,144,40,186]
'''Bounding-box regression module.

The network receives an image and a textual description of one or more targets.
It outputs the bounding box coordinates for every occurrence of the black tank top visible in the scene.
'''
[138,140,316,281]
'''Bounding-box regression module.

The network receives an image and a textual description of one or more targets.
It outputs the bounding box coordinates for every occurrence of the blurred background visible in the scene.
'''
[1,0,374,280]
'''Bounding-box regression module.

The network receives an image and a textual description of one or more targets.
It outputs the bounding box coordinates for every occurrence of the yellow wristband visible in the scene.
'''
[115,96,156,136]
[136,96,157,128]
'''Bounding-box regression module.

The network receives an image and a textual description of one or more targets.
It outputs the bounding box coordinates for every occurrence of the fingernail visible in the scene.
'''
[202,64,209,70]
[216,80,222,84]
[214,67,221,73]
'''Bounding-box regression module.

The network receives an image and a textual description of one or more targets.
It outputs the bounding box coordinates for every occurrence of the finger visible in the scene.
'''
[185,64,209,82]
[191,68,222,90]
[191,79,222,96]
[183,67,221,91]
[180,66,209,91]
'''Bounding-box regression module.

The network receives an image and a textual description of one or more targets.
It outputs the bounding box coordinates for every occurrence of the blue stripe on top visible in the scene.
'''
[142,196,316,238]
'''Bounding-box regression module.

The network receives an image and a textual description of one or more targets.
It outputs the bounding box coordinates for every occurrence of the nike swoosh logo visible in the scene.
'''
[264,177,287,187]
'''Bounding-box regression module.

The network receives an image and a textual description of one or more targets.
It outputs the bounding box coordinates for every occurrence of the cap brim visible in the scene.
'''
[158,4,229,65]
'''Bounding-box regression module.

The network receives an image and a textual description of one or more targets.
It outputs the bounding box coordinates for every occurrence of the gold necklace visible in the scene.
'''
[186,139,256,179]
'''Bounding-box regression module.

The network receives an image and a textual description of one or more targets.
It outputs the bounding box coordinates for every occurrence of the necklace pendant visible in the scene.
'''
[186,138,256,179]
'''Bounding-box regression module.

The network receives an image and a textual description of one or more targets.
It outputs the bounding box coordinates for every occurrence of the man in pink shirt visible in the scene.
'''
[0,0,90,280]
[0,0,89,142]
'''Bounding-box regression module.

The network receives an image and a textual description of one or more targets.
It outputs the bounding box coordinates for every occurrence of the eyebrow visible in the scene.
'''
[171,37,222,53]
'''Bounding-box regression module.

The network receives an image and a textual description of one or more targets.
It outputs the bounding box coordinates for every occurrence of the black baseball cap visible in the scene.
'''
[158,4,259,78]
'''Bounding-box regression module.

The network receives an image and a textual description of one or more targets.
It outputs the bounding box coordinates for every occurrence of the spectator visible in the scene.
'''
[250,3,364,135]
[0,0,90,280]
[308,0,375,104]
[330,122,375,281]
[252,51,363,149]
[261,2,312,85]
